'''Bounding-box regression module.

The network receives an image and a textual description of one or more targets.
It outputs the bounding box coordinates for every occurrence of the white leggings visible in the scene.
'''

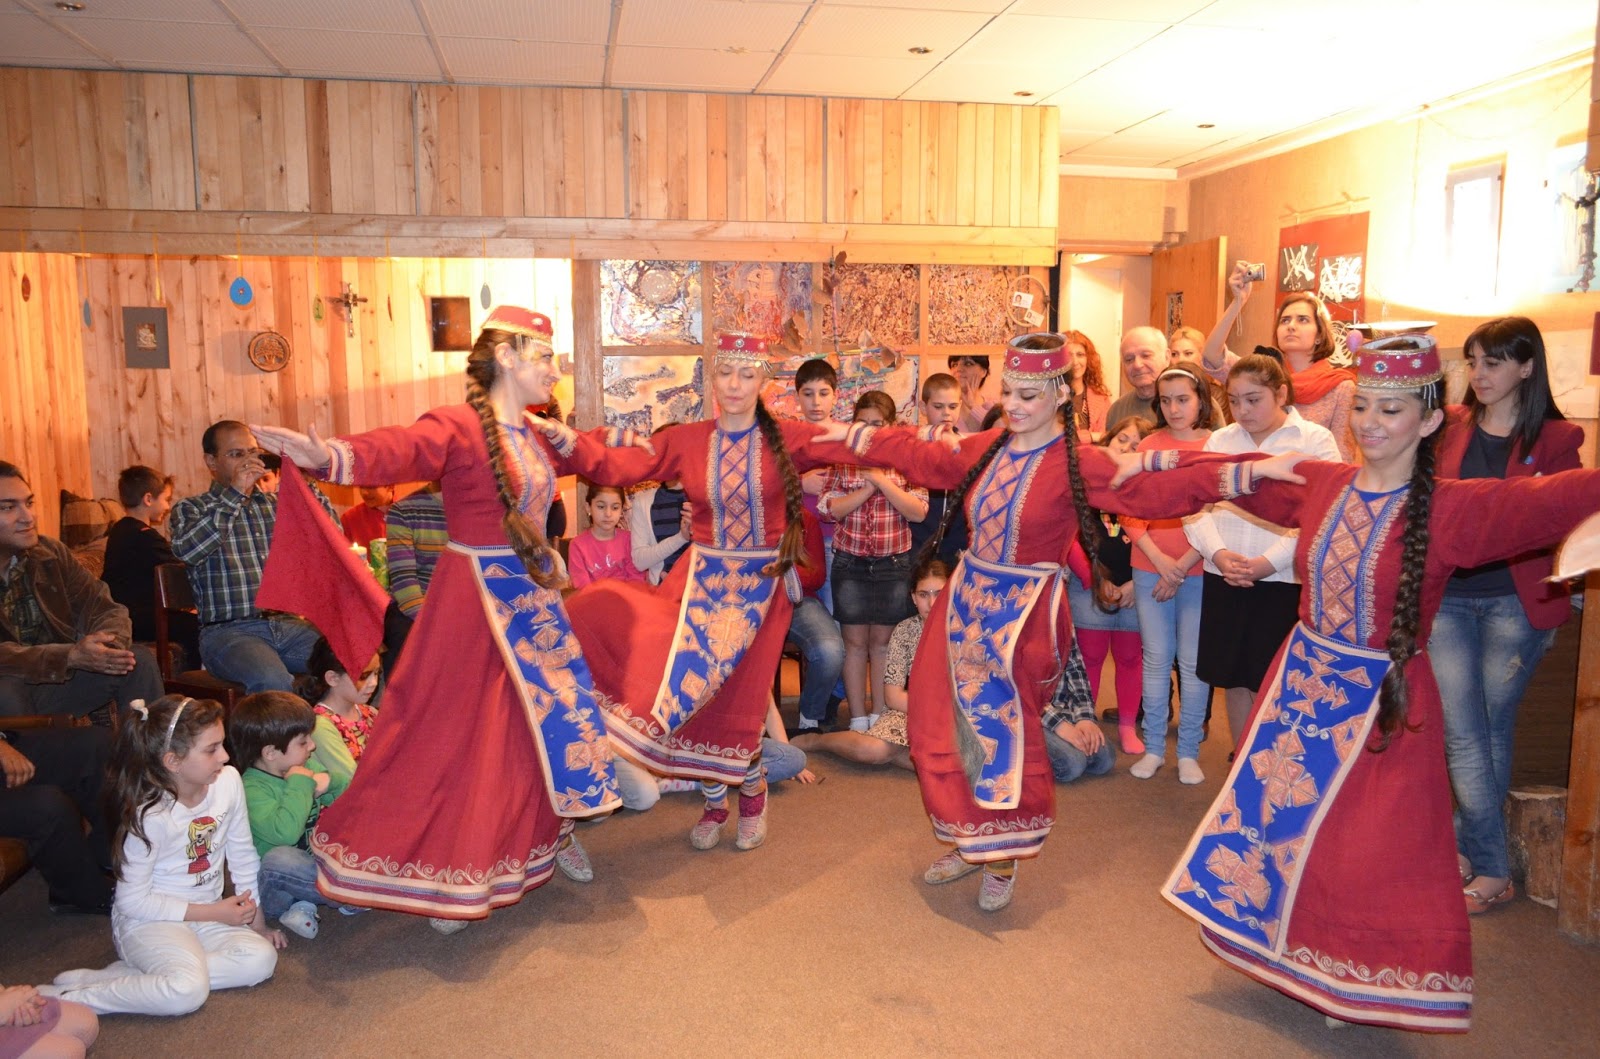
[56,919,277,1016]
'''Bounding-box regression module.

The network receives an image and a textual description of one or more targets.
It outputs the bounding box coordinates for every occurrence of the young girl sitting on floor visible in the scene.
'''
[42,695,283,1017]
[300,637,380,791]
[792,557,950,771]
[568,483,647,589]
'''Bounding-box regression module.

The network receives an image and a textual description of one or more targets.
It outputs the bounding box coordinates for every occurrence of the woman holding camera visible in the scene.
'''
[1203,262,1357,460]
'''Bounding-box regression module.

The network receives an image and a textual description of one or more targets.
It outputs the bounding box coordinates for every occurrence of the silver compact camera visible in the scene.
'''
[1242,262,1267,283]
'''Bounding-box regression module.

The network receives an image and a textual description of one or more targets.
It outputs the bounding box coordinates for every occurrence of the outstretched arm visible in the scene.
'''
[1433,469,1600,571]
[807,423,998,491]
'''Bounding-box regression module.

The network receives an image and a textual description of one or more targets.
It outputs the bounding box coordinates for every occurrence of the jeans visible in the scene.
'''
[1429,593,1557,879]
[761,737,807,785]
[1043,725,1115,783]
[786,597,845,723]
[258,846,336,919]
[1067,577,1139,634]
[198,615,322,694]
[1132,570,1207,760]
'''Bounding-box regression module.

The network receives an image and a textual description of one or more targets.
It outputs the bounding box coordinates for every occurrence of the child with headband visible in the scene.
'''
[40,695,282,1016]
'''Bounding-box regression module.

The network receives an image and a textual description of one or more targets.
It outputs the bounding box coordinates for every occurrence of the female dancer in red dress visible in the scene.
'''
[255,307,625,932]
[1160,336,1600,1031]
[549,333,832,852]
[811,333,1275,912]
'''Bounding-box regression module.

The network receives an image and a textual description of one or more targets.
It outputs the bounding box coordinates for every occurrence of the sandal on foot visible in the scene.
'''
[923,850,981,885]
[735,790,768,851]
[556,834,595,883]
[977,865,1017,912]
[1464,879,1515,915]
[689,805,730,850]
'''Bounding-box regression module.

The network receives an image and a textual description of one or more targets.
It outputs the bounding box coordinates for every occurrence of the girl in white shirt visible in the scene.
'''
[1184,353,1342,755]
[42,695,283,1016]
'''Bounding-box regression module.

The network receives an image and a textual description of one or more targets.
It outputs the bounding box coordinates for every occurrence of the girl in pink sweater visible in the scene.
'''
[568,484,647,589]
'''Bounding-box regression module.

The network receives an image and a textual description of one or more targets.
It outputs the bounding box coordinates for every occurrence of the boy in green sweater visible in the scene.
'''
[230,690,351,940]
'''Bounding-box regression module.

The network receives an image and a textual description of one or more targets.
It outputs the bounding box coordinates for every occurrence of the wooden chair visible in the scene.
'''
[772,641,806,705]
[154,563,245,714]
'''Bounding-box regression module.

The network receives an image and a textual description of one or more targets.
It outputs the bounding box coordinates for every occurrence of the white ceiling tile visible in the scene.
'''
[254,29,442,80]
[61,18,273,68]
[52,0,233,24]
[0,13,110,65]
[230,0,423,34]
[902,60,1078,104]
[762,54,929,98]
[1009,0,1211,21]
[1057,128,1112,152]
[794,7,989,59]
[618,0,801,52]
[410,0,611,44]
[953,15,1161,65]
[817,0,1012,11]
[610,46,774,92]
[439,38,606,86]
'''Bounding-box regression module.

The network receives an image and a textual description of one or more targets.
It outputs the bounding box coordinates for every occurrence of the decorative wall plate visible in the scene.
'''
[247,330,290,373]
[229,276,254,307]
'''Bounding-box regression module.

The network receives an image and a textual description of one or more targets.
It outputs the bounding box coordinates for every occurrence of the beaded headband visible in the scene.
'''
[715,332,770,368]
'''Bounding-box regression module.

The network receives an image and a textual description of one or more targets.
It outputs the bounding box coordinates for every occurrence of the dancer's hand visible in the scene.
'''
[1250,452,1309,486]
[1108,450,1144,488]
[253,423,333,471]
[812,421,849,445]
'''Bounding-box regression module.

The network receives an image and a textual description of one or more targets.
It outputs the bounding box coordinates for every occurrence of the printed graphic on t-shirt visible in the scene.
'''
[186,816,219,876]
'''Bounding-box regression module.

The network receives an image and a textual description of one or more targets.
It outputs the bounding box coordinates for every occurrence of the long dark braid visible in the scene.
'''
[753,397,807,579]
[1373,402,1440,749]
[466,329,562,589]
[1059,412,1110,611]
[913,431,1007,572]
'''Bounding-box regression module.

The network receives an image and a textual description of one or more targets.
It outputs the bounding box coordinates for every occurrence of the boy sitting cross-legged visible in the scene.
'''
[229,691,353,940]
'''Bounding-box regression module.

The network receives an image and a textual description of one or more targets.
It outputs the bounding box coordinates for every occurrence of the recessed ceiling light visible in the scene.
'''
[1014,91,1033,98]
[54,1,85,10]
[908,46,932,55]
[1197,123,1215,129]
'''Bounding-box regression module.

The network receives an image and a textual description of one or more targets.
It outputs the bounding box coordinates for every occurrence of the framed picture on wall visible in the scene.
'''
[122,307,170,369]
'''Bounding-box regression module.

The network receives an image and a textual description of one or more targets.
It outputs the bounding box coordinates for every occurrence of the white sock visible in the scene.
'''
[1130,753,1163,780]
[850,716,870,733]
[795,718,819,730]
[867,711,881,726]
[53,962,136,989]
[1178,758,1205,785]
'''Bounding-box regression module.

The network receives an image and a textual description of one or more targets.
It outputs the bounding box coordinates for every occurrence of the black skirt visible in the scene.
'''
[1195,572,1301,691]
[830,548,914,626]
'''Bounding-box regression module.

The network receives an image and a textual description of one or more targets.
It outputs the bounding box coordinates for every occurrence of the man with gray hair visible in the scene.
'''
[1106,326,1170,425]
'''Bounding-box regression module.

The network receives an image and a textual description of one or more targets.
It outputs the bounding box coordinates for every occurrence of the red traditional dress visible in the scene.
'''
[1162,460,1600,1032]
[563,419,831,783]
[307,404,618,918]
[836,424,1245,862]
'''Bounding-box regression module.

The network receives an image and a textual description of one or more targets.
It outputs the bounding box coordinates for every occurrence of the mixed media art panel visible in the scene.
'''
[601,355,704,435]
[1276,214,1368,325]
[928,265,1020,346]
[816,263,919,350]
[602,260,702,346]
[711,262,814,351]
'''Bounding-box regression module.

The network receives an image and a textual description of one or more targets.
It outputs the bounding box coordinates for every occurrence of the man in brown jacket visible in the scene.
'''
[0,462,162,719]
[1,461,155,913]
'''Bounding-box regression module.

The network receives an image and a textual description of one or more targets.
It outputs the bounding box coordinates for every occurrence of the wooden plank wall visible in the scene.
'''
[0,69,194,211]
[74,254,575,502]
[0,68,1061,264]
[0,252,91,536]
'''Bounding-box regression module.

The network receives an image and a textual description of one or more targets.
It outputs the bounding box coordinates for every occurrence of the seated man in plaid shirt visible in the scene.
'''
[1042,640,1115,784]
[170,420,336,694]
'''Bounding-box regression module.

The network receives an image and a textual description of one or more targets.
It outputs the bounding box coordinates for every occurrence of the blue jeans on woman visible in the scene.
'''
[1132,570,1207,760]
[1429,593,1558,880]
[198,615,321,694]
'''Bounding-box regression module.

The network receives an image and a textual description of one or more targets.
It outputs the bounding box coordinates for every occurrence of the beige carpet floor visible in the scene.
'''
[3,721,1597,1058]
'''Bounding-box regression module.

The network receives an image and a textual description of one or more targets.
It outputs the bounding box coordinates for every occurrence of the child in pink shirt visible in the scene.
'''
[568,484,648,589]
